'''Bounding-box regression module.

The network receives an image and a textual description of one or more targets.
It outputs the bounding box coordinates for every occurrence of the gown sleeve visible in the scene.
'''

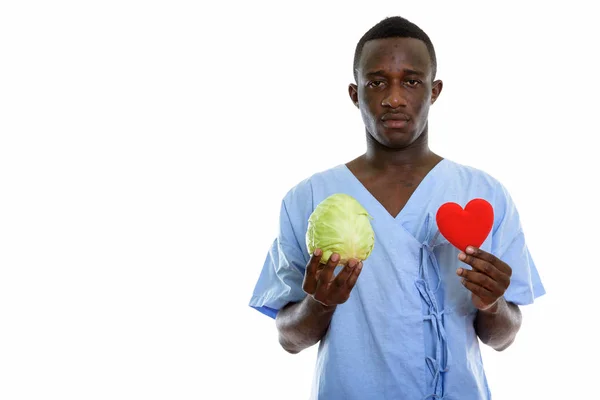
[248,182,313,319]
[491,183,546,306]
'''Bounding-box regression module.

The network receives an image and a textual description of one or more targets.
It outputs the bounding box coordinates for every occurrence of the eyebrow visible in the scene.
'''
[365,69,425,77]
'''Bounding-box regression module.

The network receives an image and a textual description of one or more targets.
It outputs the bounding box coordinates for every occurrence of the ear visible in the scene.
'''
[348,83,359,108]
[430,80,443,104]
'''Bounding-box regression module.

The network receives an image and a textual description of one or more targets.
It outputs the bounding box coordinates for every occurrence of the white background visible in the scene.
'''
[1,1,597,399]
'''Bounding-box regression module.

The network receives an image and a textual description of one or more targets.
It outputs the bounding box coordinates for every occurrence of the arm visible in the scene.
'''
[276,296,336,354]
[474,297,522,351]
[275,250,363,354]
[457,246,522,351]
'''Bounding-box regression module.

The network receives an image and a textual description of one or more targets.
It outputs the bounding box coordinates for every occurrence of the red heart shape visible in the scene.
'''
[436,198,494,252]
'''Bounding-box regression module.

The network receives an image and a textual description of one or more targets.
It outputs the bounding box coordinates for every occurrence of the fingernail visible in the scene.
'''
[458,253,466,261]
[331,254,339,262]
[358,262,363,271]
[314,249,321,256]
[457,268,463,276]
[348,259,356,268]
[466,246,475,254]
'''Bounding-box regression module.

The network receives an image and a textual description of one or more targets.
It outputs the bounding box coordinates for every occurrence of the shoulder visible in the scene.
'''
[442,159,506,191]
[442,159,514,201]
[275,165,346,253]
[281,165,345,210]
[442,158,521,232]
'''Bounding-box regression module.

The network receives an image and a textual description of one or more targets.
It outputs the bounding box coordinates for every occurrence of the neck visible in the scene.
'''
[364,126,438,171]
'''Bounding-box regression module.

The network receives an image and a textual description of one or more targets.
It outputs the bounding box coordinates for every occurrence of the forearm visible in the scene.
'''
[275,296,336,354]
[475,297,522,351]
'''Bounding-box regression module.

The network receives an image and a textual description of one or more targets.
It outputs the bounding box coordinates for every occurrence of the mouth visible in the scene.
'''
[381,119,409,129]
[381,113,410,129]
[381,112,410,122]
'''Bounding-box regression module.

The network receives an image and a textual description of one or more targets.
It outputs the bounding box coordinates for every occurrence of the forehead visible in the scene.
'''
[358,37,431,77]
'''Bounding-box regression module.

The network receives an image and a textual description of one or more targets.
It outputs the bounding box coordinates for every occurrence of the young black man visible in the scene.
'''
[249,16,545,400]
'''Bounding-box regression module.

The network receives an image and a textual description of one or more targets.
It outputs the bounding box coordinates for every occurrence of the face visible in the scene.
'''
[349,37,443,149]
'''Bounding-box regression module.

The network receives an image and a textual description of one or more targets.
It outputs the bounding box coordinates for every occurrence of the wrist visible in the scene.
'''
[480,297,505,315]
[306,295,337,315]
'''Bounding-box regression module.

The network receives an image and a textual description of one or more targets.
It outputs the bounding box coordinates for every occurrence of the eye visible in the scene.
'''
[368,80,385,88]
[406,79,422,87]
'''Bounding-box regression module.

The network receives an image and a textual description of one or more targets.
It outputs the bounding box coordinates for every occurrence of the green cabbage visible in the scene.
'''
[306,193,375,265]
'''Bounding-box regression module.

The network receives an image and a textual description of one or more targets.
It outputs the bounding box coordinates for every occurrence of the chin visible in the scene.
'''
[376,129,419,149]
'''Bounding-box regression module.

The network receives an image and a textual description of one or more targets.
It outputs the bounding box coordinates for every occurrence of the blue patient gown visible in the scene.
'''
[249,159,545,400]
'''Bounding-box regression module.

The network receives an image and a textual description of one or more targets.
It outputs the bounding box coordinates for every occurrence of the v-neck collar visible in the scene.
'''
[338,158,448,221]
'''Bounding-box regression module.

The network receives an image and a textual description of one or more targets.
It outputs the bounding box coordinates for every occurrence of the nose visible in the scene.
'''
[381,84,408,109]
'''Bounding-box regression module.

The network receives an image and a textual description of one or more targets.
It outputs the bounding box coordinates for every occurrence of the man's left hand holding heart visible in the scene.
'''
[457,246,512,312]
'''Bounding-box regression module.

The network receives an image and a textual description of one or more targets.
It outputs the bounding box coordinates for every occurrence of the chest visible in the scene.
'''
[360,176,423,218]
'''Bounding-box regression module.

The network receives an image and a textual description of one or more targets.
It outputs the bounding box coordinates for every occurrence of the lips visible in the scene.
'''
[381,113,410,129]
[381,113,410,122]
[382,120,408,129]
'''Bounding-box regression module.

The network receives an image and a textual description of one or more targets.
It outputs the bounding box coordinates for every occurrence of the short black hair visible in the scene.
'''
[353,16,437,83]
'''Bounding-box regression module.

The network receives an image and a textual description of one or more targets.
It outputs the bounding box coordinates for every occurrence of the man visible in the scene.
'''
[249,16,545,400]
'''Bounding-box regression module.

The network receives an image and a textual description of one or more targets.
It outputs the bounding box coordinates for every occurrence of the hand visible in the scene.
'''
[302,249,363,307]
[456,246,512,312]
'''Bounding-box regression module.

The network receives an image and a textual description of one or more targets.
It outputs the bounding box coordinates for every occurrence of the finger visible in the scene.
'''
[315,265,325,281]
[461,277,495,300]
[458,252,507,285]
[345,261,363,289]
[314,253,340,297]
[457,267,504,294]
[332,259,358,289]
[303,249,322,294]
[465,246,513,277]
